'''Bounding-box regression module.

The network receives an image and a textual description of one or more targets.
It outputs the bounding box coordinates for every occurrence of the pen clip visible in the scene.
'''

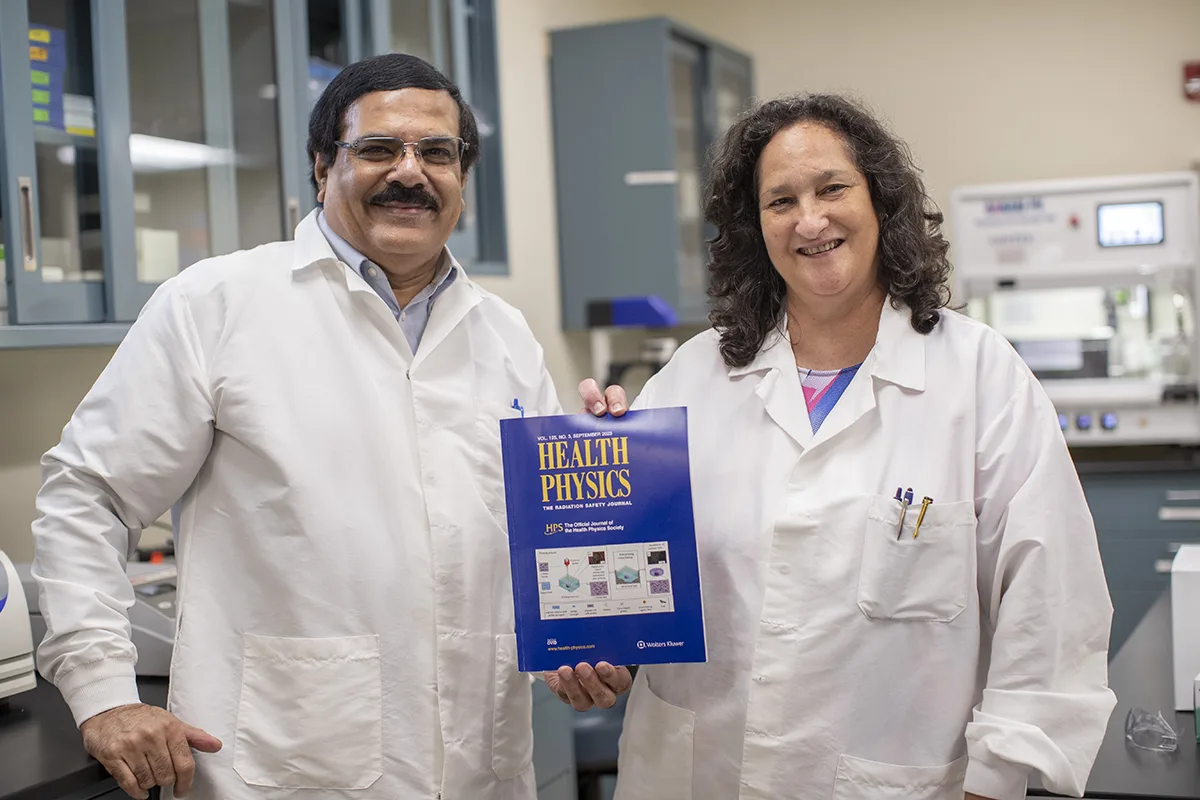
[912,497,933,539]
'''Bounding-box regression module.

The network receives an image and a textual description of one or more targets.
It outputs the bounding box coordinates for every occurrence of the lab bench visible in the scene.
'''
[0,678,167,800]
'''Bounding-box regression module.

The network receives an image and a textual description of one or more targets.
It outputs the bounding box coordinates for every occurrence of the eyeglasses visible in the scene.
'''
[334,136,468,167]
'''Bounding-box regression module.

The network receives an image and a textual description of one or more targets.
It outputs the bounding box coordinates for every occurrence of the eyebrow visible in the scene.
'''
[760,169,855,198]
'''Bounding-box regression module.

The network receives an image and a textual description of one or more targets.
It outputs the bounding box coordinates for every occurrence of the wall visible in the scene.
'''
[648,0,1200,216]
[0,348,115,561]
[2,0,1198,559]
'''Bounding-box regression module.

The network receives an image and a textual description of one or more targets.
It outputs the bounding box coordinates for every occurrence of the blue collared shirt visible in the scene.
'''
[317,211,457,354]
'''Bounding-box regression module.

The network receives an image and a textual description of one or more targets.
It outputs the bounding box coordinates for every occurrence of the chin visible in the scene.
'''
[371,228,433,248]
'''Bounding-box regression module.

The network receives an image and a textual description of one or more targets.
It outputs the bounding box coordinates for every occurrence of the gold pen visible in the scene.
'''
[912,497,933,539]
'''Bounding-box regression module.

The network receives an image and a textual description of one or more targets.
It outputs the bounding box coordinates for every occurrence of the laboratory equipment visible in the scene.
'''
[17,560,177,677]
[1125,707,1178,752]
[1171,544,1200,710]
[951,172,1200,446]
[0,550,36,701]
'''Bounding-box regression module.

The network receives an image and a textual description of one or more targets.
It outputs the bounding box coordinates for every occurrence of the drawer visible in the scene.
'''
[1082,474,1200,534]
[1097,538,1182,592]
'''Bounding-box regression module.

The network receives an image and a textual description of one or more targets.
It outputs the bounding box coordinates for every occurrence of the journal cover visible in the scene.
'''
[500,407,706,672]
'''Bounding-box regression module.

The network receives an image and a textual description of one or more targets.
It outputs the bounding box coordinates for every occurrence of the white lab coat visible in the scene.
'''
[30,211,560,800]
[616,300,1115,800]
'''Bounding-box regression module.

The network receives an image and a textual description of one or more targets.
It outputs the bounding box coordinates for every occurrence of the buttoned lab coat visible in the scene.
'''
[30,211,560,800]
[615,301,1116,800]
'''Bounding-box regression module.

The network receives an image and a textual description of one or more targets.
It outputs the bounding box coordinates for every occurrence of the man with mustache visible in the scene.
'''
[28,54,628,800]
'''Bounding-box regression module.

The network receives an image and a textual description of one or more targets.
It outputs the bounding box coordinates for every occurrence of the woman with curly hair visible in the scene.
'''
[563,93,1114,800]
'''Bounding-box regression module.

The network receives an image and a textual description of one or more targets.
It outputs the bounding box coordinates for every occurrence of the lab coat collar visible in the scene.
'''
[727,325,813,449]
[722,297,926,451]
[869,299,926,392]
[292,209,340,271]
[725,297,925,392]
[291,208,483,363]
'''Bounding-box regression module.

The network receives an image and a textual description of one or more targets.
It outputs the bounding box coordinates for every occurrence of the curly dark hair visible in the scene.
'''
[705,93,952,368]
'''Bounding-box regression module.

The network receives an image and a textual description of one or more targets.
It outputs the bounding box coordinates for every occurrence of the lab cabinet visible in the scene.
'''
[0,0,308,340]
[533,679,579,800]
[1079,470,1200,654]
[550,18,753,330]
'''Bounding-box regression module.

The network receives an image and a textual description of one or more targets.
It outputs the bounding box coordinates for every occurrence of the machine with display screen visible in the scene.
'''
[951,172,1200,446]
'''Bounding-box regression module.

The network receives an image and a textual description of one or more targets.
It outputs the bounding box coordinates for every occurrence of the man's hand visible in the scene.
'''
[578,379,628,417]
[545,661,633,711]
[80,703,222,799]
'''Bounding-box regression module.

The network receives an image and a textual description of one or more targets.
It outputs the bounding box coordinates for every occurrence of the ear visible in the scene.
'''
[314,154,330,204]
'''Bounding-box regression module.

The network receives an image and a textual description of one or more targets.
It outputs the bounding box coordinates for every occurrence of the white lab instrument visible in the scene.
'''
[1171,544,1200,710]
[17,561,178,678]
[951,172,1200,446]
[0,550,36,701]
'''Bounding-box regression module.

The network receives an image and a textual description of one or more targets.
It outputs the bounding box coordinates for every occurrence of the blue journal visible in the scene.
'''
[500,407,707,672]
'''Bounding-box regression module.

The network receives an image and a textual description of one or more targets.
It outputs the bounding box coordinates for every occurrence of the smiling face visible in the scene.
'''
[757,122,881,308]
[314,88,465,277]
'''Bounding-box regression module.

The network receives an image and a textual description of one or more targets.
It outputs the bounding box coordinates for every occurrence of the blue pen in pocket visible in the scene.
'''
[894,486,912,539]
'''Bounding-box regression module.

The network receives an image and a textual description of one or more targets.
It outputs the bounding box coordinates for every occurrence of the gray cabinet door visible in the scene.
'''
[1081,470,1200,653]
[0,0,120,324]
[551,18,753,331]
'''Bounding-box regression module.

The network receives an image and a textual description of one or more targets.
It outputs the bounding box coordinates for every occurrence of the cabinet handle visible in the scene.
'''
[18,176,37,272]
[1157,506,1200,521]
[286,197,300,237]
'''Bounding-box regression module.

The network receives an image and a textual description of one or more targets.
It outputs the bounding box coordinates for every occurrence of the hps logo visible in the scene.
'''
[544,523,564,535]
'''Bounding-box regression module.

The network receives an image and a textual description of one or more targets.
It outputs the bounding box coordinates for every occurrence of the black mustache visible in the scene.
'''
[370,183,439,211]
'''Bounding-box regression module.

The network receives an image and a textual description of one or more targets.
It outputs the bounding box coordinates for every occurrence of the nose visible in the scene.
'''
[385,146,426,185]
[792,197,830,240]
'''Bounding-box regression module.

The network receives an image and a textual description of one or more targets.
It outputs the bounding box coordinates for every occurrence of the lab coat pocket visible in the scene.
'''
[613,675,695,800]
[857,497,974,622]
[233,634,382,790]
[492,633,534,780]
[832,754,967,800]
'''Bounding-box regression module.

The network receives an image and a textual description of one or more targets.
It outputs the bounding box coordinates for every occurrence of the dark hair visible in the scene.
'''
[307,53,480,189]
[705,92,952,368]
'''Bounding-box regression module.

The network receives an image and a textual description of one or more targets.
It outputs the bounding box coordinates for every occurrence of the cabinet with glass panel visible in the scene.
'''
[0,0,505,348]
